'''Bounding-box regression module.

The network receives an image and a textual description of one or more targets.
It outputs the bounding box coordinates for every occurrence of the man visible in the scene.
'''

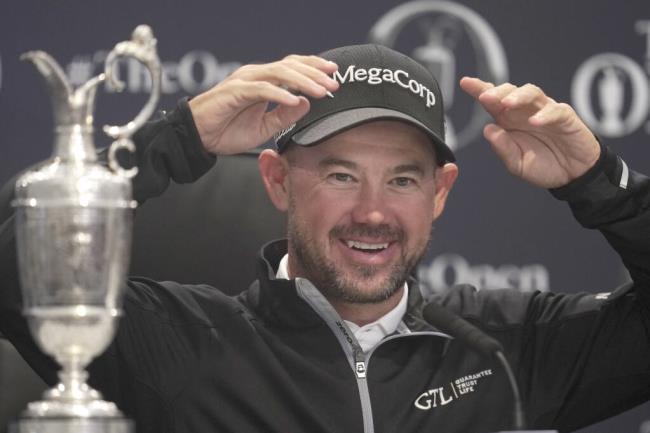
[1,44,648,433]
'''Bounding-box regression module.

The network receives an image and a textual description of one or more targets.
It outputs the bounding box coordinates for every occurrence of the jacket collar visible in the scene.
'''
[242,239,435,332]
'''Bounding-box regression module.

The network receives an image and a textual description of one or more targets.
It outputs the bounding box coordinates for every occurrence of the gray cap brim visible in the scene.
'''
[291,107,455,164]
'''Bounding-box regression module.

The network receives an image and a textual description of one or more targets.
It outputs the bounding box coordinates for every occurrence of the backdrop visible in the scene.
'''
[1,1,649,432]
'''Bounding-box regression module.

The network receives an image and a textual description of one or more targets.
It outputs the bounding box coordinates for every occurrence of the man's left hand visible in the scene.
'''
[460,77,600,189]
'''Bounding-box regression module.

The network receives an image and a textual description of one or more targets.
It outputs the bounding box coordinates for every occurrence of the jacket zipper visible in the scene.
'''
[295,279,376,433]
[294,279,451,433]
[354,348,374,433]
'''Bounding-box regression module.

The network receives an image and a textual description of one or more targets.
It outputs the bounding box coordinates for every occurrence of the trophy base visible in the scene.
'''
[22,398,122,418]
[11,417,133,433]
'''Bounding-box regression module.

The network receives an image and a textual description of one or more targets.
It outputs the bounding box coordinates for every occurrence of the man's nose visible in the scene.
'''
[351,185,388,225]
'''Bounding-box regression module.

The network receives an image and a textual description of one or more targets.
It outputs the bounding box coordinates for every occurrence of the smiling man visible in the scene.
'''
[256,45,458,329]
[1,44,649,433]
[263,120,456,325]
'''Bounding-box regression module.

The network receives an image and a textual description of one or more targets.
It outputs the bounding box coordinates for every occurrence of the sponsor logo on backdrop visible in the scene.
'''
[369,0,509,153]
[65,50,241,94]
[572,20,650,138]
[417,253,550,296]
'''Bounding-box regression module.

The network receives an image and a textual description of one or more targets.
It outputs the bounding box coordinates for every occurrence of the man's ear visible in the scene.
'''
[432,163,458,221]
[258,149,290,212]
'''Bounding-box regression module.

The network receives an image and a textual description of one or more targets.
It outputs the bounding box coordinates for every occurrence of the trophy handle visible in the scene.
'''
[103,25,162,178]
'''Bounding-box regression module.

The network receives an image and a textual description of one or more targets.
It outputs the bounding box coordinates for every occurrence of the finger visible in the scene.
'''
[283,54,338,75]
[480,82,518,102]
[483,123,523,177]
[529,101,573,127]
[501,83,548,110]
[261,97,310,140]
[231,79,302,107]
[253,63,334,98]
[235,55,338,92]
[459,76,494,99]
[285,60,340,92]
[477,83,518,118]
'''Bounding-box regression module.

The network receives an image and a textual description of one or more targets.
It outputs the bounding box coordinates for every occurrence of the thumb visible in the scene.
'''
[484,123,523,177]
[262,97,310,139]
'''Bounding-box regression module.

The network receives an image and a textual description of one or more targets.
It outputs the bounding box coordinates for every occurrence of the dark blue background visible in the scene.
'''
[1,1,648,432]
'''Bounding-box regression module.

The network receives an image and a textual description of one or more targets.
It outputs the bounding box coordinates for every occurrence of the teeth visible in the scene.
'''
[345,240,389,250]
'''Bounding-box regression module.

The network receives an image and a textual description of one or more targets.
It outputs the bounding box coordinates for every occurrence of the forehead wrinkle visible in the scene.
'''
[316,156,434,179]
[317,157,358,171]
[393,163,428,177]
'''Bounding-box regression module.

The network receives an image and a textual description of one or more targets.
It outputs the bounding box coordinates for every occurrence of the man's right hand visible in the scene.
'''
[188,55,339,155]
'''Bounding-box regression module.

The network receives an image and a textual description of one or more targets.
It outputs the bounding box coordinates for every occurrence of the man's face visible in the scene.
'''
[281,120,452,305]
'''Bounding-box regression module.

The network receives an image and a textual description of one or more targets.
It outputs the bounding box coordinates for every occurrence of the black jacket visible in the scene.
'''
[1,100,649,433]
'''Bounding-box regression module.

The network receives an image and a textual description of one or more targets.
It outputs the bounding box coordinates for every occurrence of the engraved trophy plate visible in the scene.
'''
[10,25,162,433]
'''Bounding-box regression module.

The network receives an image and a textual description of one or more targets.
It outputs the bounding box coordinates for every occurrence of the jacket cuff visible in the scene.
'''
[549,141,634,229]
[549,142,623,202]
[165,97,216,175]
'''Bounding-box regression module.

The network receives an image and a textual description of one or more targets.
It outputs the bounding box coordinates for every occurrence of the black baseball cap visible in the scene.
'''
[274,44,455,165]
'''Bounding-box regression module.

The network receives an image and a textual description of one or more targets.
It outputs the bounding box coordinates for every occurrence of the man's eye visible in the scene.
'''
[392,177,416,187]
[330,173,354,183]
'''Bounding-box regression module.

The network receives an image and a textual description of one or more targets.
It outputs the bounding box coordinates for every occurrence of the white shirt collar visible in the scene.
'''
[276,254,292,280]
[276,254,409,352]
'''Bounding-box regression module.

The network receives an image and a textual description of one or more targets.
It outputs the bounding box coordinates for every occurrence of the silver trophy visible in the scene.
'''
[11,25,161,433]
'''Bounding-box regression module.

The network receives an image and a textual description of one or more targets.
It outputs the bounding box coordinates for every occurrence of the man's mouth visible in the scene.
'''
[344,240,390,253]
[331,224,403,265]
[337,238,399,266]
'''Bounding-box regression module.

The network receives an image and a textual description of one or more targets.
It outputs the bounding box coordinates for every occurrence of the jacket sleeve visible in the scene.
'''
[534,144,650,431]
[551,144,650,290]
[0,99,216,388]
[436,144,650,432]
[115,99,217,204]
[511,144,650,431]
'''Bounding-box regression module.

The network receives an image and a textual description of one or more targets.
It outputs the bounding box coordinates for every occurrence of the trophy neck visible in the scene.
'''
[21,51,104,165]
[54,124,98,163]
[51,73,104,164]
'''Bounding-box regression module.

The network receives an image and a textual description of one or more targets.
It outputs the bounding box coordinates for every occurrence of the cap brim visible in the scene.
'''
[291,107,455,164]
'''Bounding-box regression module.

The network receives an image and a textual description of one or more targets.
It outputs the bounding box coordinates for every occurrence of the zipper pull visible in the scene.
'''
[355,352,367,379]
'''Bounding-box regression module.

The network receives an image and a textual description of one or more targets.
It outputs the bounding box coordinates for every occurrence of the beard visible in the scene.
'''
[287,200,429,304]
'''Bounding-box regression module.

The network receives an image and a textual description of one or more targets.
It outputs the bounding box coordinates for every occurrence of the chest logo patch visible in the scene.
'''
[414,369,493,410]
